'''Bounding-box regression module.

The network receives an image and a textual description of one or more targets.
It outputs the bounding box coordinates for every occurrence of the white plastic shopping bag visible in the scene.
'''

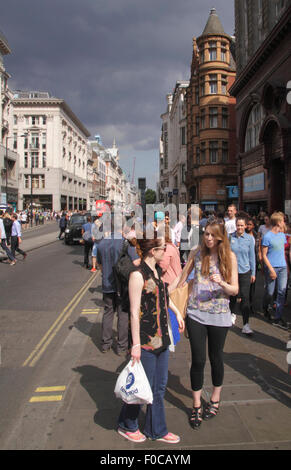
[114,360,153,405]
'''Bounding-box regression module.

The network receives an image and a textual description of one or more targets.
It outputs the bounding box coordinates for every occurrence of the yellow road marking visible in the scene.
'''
[23,273,97,367]
[35,386,66,393]
[29,395,63,403]
[81,308,100,314]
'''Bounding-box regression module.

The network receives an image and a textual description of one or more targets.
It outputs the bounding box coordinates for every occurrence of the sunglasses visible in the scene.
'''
[154,245,167,251]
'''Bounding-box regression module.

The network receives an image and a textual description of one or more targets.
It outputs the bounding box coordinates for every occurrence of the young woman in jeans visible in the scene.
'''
[262,211,288,329]
[117,233,185,443]
[229,216,256,335]
[176,218,238,429]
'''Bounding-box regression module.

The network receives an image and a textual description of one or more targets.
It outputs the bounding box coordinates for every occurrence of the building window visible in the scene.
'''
[222,107,228,128]
[200,142,206,164]
[13,133,17,149]
[209,107,218,128]
[196,147,200,165]
[221,75,228,94]
[245,103,265,152]
[181,126,186,145]
[24,174,45,189]
[209,141,218,163]
[31,152,39,168]
[42,133,46,149]
[181,164,186,183]
[24,153,28,168]
[32,175,45,189]
[195,116,200,136]
[195,87,199,104]
[31,116,39,126]
[200,109,205,129]
[222,141,228,162]
[42,115,47,125]
[209,41,217,61]
[200,76,205,96]
[221,43,227,62]
[200,46,205,63]
[31,133,39,149]
[14,115,18,125]
[275,0,286,18]
[209,74,217,94]
[42,153,46,168]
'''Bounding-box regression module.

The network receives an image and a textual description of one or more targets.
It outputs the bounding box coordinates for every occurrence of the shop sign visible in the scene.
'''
[243,173,264,193]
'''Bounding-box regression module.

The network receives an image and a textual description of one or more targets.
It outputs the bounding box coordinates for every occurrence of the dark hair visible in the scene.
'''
[136,231,163,259]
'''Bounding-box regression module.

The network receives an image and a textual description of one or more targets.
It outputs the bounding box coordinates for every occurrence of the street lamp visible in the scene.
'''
[18,132,33,226]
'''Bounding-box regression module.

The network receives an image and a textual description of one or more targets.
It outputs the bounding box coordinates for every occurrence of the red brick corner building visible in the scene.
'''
[185,8,237,213]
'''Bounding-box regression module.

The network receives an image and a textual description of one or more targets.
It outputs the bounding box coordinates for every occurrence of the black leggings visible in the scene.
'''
[186,316,229,391]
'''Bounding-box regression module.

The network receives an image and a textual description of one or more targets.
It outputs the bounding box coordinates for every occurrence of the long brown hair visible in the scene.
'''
[200,219,232,283]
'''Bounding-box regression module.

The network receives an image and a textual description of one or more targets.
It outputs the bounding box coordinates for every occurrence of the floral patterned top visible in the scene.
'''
[187,249,230,315]
[138,261,170,354]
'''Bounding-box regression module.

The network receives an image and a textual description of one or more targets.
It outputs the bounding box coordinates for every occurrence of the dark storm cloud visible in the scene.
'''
[2,0,234,183]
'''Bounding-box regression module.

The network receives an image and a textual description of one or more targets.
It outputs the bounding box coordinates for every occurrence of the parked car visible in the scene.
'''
[64,213,89,245]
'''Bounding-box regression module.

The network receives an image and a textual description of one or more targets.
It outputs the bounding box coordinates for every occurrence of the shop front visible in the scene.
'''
[242,171,268,216]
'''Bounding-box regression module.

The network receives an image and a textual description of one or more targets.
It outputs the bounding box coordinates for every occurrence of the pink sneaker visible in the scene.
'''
[156,432,180,443]
[118,428,146,443]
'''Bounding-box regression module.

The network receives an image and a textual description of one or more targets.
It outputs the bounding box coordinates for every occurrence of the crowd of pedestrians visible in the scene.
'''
[0,210,27,265]
[2,202,290,444]
[83,204,291,444]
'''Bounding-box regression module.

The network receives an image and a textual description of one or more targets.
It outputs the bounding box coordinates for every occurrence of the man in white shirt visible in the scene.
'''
[173,214,186,247]
[225,204,237,235]
[11,213,27,260]
[0,215,16,265]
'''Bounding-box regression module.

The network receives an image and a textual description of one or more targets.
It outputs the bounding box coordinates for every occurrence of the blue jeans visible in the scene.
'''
[118,347,169,439]
[264,267,287,319]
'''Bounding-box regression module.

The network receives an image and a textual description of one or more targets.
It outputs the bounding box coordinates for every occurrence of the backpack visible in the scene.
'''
[113,240,136,296]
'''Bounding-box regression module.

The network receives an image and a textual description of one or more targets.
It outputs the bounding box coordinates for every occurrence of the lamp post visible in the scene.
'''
[18,132,33,225]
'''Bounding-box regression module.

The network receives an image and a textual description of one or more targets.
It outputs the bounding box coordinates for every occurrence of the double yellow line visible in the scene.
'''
[23,273,98,367]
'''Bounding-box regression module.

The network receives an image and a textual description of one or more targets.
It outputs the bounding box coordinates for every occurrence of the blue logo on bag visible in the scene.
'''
[125,372,135,389]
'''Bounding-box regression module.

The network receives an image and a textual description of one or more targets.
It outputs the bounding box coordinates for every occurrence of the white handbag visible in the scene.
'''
[114,360,153,405]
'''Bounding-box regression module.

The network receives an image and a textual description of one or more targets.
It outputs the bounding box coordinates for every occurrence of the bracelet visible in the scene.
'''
[131,344,141,349]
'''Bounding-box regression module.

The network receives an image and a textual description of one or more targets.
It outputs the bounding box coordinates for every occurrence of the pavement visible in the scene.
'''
[2,226,291,451]
[45,269,291,451]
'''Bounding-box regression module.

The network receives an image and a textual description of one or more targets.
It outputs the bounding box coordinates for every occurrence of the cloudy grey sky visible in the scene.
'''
[2,0,234,189]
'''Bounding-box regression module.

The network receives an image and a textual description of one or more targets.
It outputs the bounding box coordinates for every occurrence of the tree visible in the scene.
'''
[145,189,156,204]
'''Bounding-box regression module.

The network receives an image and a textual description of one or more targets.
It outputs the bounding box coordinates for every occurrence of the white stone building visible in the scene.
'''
[159,80,189,206]
[0,31,19,208]
[12,91,91,211]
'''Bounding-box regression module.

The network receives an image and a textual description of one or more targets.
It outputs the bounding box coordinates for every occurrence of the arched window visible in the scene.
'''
[244,104,265,152]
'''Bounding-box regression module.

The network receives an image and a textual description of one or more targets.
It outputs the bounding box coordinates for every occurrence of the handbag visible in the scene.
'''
[114,360,153,405]
[169,279,193,319]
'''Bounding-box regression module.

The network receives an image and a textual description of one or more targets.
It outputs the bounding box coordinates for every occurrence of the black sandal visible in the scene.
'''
[189,406,203,429]
[203,400,220,420]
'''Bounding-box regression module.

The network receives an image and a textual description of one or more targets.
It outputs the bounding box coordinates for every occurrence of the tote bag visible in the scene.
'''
[169,279,193,319]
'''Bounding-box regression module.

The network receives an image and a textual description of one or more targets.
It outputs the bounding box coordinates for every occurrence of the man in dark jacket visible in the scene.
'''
[97,216,138,355]
[3,212,13,246]
[58,213,67,240]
